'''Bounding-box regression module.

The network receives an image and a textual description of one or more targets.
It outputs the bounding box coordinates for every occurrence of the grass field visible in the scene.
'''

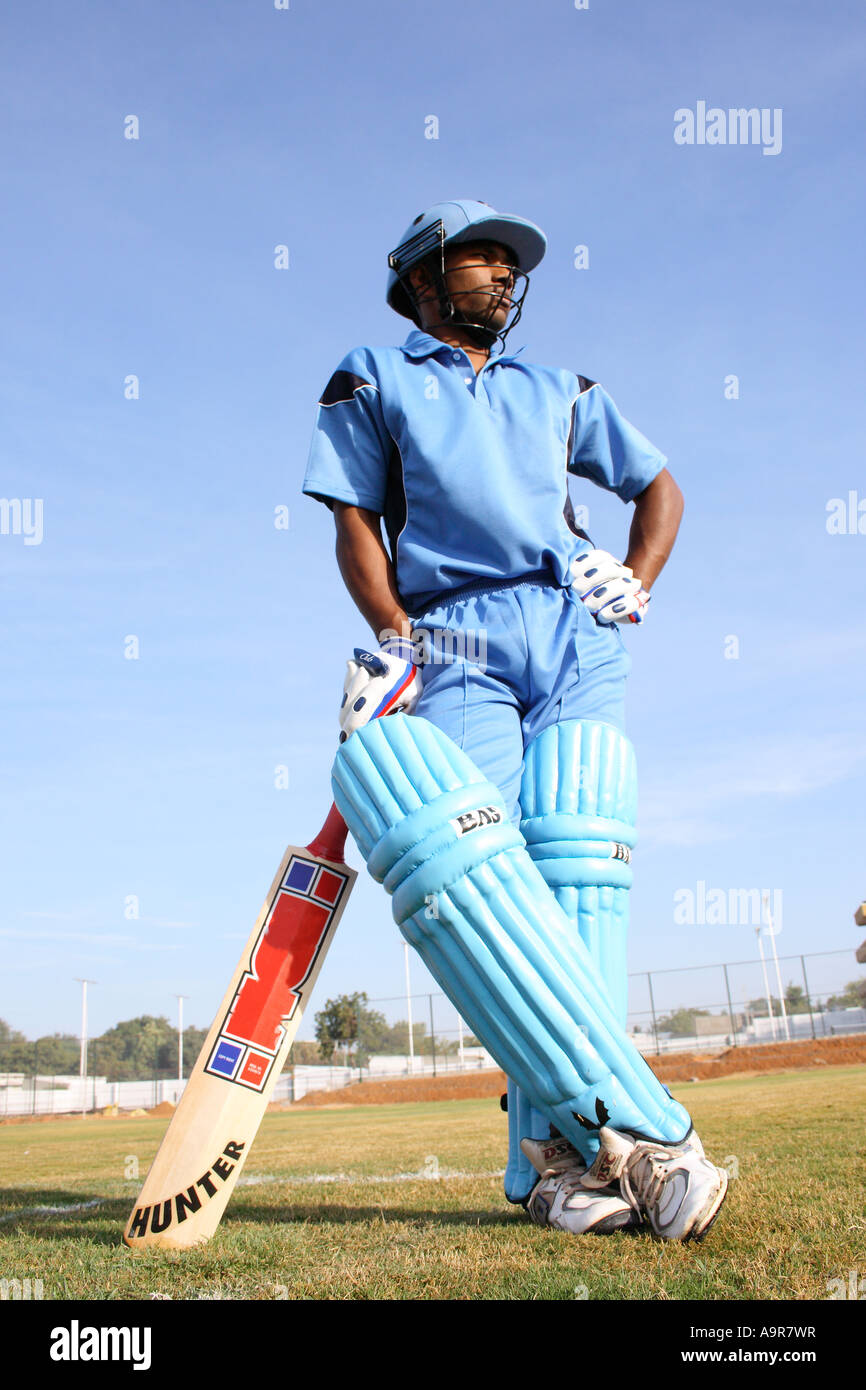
[1,1067,864,1301]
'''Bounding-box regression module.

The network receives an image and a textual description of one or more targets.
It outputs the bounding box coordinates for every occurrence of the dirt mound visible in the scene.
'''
[146,1101,176,1117]
[286,1034,866,1108]
[287,1069,507,1108]
[0,1106,147,1127]
[647,1033,866,1083]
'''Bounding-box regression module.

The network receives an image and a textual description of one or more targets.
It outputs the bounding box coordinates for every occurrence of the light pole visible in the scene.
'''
[74,979,96,1116]
[754,926,776,1041]
[174,995,189,1085]
[762,894,790,1041]
[404,941,415,1075]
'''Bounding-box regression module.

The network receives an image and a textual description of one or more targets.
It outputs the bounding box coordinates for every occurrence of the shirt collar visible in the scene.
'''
[400,327,525,365]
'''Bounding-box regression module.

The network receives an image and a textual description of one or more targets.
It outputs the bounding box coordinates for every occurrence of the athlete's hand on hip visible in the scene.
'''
[570,547,651,626]
[339,637,423,743]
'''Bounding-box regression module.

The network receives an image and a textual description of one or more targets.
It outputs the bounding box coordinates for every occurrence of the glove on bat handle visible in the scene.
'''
[311,655,396,862]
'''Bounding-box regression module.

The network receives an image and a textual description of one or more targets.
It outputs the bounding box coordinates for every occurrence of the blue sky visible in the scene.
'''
[2,0,864,1044]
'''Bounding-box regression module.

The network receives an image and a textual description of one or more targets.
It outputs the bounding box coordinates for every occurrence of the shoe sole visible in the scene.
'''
[593,1210,642,1235]
[527,1201,641,1236]
[549,1211,641,1235]
[644,1169,729,1243]
[683,1170,729,1244]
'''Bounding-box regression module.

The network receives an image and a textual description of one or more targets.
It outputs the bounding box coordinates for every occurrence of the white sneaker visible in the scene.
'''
[593,1126,728,1242]
[520,1135,640,1235]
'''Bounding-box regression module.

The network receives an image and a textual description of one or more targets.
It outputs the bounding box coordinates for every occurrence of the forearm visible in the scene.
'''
[333,502,411,643]
[624,468,684,590]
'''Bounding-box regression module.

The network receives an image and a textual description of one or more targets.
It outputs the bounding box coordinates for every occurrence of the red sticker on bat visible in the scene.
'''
[205,854,349,1088]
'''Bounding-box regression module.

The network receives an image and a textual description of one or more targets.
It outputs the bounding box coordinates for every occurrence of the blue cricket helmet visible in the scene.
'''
[386,199,547,344]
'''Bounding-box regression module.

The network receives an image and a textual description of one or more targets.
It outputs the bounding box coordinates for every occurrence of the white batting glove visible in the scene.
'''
[570,547,651,626]
[338,638,423,744]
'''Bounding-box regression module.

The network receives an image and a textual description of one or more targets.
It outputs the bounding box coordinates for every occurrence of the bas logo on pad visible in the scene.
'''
[205,855,349,1091]
[450,806,502,837]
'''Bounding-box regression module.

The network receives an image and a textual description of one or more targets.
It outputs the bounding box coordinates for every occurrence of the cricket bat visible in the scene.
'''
[123,803,356,1250]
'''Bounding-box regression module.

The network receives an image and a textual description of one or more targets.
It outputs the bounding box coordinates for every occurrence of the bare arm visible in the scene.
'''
[333,502,411,643]
[624,468,684,590]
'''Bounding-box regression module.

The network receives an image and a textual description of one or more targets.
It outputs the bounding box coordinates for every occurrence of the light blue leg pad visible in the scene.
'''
[331,714,690,1156]
[504,720,637,1201]
[503,1078,550,1202]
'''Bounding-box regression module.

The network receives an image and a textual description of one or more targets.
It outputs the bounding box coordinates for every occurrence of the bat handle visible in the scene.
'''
[307,802,350,863]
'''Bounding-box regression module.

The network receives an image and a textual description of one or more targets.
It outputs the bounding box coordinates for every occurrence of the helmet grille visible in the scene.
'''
[388,220,446,278]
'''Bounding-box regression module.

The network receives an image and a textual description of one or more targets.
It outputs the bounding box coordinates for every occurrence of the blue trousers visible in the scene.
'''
[412,574,631,817]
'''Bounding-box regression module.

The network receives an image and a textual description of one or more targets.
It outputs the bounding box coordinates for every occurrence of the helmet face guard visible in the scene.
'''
[388,219,530,352]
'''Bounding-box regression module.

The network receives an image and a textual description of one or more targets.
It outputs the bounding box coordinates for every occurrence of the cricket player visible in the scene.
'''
[302,200,728,1240]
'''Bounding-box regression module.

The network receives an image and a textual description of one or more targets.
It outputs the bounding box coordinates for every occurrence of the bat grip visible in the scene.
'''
[307,802,350,863]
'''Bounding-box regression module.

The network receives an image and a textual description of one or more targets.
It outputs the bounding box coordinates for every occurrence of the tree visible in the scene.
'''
[0,1018,28,1071]
[0,1015,212,1081]
[32,1034,80,1075]
[372,1019,428,1054]
[746,995,782,1019]
[312,998,468,1066]
[314,993,388,1065]
[180,1026,208,1077]
[783,984,812,1016]
[825,978,866,1011]
[655,1008,710,1037]
[94,1015,179,1080]
[0,1019,26,1048]
[0,1021,80,1075]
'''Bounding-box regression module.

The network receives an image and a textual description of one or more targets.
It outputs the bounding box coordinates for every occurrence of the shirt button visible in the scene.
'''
[464,376,472,384]
[452,352,461,362]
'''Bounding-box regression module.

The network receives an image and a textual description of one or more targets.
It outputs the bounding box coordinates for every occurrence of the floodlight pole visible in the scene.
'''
[74,979,96,1116]
[754,926,776,1040]
[174,995,189,1084]
[404,941,415,1075]
[762,894,790,1041]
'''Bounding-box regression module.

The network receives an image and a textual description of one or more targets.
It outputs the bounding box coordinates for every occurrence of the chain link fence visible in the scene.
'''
[1,948,862,1114]
[626,947,865,1053]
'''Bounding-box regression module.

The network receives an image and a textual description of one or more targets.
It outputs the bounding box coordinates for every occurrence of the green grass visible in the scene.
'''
[1,1067,863,1301]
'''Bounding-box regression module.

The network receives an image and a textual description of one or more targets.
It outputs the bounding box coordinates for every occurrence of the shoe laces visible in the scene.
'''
[547,1163,592,1199]
[619,1144,674,1214]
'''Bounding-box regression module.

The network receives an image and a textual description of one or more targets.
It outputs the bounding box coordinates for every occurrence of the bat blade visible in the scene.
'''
[123,805,356,1251]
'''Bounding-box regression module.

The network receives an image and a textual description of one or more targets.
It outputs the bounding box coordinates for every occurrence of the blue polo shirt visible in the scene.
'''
[302,328,666,612]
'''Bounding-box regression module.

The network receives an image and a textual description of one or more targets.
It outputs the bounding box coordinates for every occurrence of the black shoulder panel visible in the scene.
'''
[382,438,407,570]
[566,375,597,463]
[565,372,596,544]
[563,491,592,545]
[319,370,375,407]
